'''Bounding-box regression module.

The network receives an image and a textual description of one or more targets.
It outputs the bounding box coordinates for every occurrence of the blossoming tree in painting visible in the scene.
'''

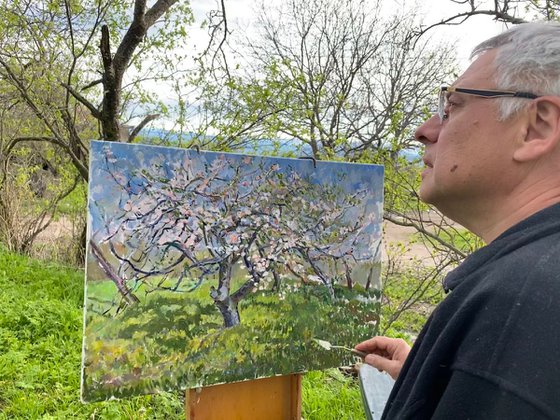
[90,144,382,328]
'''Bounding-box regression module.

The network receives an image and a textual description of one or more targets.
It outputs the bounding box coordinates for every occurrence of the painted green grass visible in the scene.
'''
[0,249,366,418]
[83,275,379,401]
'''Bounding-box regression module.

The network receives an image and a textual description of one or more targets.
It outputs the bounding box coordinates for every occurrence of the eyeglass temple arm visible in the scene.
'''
[443,86,539,99]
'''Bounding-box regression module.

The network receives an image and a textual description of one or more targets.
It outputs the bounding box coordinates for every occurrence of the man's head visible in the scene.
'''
[415,22,560,242]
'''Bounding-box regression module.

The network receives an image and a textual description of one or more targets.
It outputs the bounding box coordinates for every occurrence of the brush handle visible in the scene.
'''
[350,348,367,358]
[321,342,368,358]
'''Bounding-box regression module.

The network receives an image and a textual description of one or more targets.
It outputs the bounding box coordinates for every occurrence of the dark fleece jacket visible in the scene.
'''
[383,203,560,420]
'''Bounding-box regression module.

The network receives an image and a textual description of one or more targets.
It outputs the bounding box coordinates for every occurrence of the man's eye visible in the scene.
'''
[444,100,459,118]
[447,100,459,108]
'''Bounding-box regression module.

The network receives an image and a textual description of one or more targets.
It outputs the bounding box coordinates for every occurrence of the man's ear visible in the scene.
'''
[513,97,560,162]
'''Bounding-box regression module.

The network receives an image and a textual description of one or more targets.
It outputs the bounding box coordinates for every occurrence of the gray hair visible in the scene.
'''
[471,22,560,120]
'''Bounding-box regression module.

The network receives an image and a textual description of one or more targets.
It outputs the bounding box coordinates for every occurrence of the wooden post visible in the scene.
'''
[186,374,302,420]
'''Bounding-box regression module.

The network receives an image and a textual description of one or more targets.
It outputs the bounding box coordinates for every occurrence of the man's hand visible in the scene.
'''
[355,336,411,380]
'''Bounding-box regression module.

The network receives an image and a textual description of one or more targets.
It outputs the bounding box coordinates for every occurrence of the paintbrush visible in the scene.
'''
[313,338,367,358]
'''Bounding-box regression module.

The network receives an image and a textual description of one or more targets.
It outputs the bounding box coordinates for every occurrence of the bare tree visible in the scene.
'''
[0,80,83,257]
[0,0,193,259]
[196,0,456,160]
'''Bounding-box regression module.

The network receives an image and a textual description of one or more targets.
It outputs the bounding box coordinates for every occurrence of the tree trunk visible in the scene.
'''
[299,248,335,299]
[271,267,281,292]
[364,266,373,291]
[75,222,87,266]
[100,25,122,141]
[256,245,281,291]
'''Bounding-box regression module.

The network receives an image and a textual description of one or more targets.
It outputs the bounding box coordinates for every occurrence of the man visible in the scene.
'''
[356,22,560,419]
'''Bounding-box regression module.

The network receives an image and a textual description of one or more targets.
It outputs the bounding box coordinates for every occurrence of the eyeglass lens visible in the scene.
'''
[438,89,446,122]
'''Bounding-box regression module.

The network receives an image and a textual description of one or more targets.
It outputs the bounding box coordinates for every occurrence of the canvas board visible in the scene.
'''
[81,140,384,401]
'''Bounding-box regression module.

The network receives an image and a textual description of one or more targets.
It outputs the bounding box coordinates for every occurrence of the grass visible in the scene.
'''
[0,250,184,419]
[0,249,367,419]
[303,370,366,420]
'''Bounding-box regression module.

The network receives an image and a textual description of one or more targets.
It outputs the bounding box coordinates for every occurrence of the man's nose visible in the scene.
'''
[415,115,440,145]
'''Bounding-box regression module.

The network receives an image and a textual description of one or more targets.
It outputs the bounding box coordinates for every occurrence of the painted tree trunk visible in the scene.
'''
[215,299,241,328]
[210,260,241,328]
[300,248,335,299]
[89,240,139,305]
[257,244,281,291]
[344,260,353,290]
[365,266,374,291]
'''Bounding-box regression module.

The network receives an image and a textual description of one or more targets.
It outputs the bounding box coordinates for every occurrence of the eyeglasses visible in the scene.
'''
[438,86,540,123]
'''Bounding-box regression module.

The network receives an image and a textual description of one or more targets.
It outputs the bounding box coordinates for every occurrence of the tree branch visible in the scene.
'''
[384,213,467,260]
[128,113,160,142]
[114,0,179,72]
[61,82,101,118]
[81,78,103,91]
[4,136,89,181]
[417,1,528,39]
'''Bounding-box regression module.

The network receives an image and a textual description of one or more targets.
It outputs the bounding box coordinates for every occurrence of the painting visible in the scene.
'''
[81,140,384,402]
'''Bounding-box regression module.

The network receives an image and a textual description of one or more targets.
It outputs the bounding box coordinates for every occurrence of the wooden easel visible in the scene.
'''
[186,374,302,420]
